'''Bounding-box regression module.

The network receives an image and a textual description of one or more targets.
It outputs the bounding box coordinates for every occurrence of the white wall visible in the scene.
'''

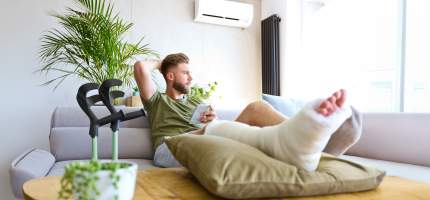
[0,0,261,199]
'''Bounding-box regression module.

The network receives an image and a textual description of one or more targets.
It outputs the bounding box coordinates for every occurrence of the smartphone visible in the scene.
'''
[190,104,210,124]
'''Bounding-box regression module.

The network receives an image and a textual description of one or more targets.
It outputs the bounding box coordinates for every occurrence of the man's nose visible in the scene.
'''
[189,75,193,81]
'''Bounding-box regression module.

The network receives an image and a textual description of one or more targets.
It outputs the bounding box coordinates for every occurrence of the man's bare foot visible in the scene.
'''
[316,89,346,117]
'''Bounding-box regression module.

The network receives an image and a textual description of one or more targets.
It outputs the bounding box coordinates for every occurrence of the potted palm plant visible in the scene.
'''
[37,0,153,199]
[38,0,158,89]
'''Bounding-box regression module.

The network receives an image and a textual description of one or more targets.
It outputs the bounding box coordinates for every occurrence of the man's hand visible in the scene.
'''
[199,105,217,123]
[141,60,161,70]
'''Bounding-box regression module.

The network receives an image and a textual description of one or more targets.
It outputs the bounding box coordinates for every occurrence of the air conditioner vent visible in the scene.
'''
[194,0,253,28]
[202,14,223,19]
[225,17,239,21]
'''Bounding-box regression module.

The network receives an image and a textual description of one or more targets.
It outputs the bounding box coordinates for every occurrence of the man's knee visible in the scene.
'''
[245,101,272,113]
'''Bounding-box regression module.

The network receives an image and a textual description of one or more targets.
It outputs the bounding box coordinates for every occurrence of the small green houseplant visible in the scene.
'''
[59,161,136,200]
[38,0,158,89]
[190,81,218,101]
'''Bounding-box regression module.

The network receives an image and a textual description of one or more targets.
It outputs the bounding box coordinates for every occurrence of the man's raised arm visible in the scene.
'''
[133,60,159,102]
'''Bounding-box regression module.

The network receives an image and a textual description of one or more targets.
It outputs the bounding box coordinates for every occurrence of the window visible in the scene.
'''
[289,0,428,112]
[404,0,430,112]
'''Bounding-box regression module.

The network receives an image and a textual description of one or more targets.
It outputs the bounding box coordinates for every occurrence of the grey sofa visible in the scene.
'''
[9,107,430,199]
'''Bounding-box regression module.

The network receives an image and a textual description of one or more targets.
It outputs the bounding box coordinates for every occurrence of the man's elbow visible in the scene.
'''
[134,61,145,72]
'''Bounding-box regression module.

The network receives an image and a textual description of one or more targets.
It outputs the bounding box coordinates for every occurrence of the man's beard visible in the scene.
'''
[173,81,190,94]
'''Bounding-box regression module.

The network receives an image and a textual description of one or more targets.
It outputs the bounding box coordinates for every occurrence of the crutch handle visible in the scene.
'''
[97,110,125,126]
[77,83,101,125]
[99,79,123,113]
[123,109,146,121]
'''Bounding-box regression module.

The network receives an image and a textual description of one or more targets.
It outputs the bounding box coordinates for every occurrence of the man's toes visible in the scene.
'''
[333,91,341,99]
[318,101,335,116]
[328,96,336,105]
[326,104,335,114]
[336,89,347,107]
[319,101,329,110]
[319,108,328,116]
[318,89,347,116]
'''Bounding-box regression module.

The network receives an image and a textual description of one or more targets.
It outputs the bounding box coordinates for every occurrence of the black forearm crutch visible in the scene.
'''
[98,79,145,161]
[76,83,124,161]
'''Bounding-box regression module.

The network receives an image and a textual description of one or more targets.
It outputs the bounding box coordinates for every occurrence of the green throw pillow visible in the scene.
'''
[165,134,385,199]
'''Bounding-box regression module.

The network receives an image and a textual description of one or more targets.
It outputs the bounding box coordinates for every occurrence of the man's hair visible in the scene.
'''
[160,53,189,78]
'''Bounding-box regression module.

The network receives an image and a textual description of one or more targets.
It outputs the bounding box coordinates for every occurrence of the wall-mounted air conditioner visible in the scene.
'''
[194,0,254,28]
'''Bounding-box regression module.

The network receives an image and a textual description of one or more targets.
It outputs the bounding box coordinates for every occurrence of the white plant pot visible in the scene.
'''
[72,162,138,200]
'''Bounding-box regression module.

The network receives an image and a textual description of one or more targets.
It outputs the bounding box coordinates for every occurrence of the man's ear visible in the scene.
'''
[166,72,175,81]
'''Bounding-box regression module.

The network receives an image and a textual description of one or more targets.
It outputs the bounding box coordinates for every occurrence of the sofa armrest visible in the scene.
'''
[9,148,55,199]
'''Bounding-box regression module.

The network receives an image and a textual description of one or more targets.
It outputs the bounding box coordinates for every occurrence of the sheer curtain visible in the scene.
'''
[404,0,430,112]
[285,0,401,112]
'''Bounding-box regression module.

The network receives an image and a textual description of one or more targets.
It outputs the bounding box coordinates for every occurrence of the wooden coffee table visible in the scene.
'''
[23,174,150,200]
[23,168,219,200]
[23,168,430,200]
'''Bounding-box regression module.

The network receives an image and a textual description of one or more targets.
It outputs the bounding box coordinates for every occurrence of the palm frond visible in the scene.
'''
[39,0,157,90]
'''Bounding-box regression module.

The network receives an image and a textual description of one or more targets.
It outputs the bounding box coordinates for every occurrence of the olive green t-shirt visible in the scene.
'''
[143,91,202,150]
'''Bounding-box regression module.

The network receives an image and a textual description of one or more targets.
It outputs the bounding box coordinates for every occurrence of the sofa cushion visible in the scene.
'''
[47,159,157,176]
[262,94,306,117]
[165,134,385,199]
[50,127,153,161]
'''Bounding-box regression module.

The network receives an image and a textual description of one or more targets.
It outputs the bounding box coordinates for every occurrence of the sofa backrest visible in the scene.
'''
[50,106,430,167]
[345,112,430,167]
[50,106,242,161]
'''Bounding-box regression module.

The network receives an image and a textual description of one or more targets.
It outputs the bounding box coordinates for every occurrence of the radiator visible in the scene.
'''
[261,14,281,96]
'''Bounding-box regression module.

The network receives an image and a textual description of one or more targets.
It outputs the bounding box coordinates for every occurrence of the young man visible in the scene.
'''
[134,53,360,171]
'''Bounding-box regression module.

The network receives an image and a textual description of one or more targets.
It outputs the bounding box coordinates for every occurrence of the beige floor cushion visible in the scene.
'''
[165,134,385,199]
